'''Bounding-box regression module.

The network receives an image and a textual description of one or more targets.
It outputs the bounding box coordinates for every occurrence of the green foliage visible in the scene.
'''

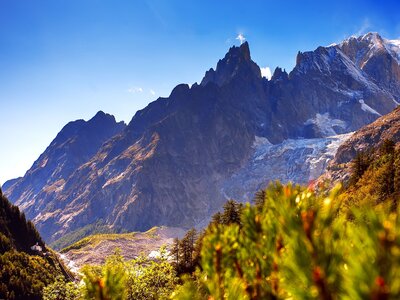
[0,250,59,300]
[211,199,243,227]
[126,254,178,300]
[171,199,244,276]
[0,232,13,253]
[221,200,243,226]
[79,248,178,300]
[380,139,395,155]
[170,274,208,300]
[0,188,45,253]
[59,228,160,254]
[172,182,400,300]
[82,249,127,300]
[50,220,116,251]
[43,276,81,300]
[171,228,200,275]
[253,190,266,208]
[349,151,371,185]
[0,189,65,300]
[345,140,400,207]
[344,206,400,299]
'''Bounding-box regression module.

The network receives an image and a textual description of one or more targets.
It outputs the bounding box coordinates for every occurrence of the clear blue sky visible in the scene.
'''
[1,0,400,185]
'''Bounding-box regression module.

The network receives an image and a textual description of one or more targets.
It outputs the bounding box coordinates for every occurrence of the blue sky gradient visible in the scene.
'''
[1,0,400,184]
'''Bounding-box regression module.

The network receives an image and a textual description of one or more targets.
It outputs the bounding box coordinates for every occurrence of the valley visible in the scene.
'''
[2,3,400,297]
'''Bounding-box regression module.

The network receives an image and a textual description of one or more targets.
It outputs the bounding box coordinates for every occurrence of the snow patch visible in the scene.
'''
[359,99,381,116]
[304,113,347,136]
[253,136,272,148]
[60,254,81,275]
[384,38,400,64]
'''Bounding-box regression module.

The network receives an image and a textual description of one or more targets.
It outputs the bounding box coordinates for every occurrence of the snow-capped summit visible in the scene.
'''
[336,32,400,100]
[338,32,399,66]
[384,38,400,64]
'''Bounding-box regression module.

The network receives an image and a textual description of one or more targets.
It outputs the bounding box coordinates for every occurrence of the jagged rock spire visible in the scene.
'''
[201,41,261,86]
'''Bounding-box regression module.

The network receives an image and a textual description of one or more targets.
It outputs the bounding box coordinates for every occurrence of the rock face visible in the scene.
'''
[334,106,400,164]
[4,33,400,242]
[338,33,400,99]
[4,112,126,239]
[319,106,400,184]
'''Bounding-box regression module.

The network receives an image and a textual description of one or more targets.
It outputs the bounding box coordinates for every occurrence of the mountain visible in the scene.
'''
[4,33,400,242]
[4,111,125,225]
[338,32,400,98]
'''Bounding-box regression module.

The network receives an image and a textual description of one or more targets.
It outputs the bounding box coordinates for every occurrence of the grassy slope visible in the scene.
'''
[60,226,185,268]
[50,220,117,251]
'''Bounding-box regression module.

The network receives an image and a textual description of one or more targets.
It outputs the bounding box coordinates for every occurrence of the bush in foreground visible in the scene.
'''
[172,183,400,300]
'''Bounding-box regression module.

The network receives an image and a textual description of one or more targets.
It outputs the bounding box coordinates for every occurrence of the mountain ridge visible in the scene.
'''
[4,112,125,211]
[4,32,400,242]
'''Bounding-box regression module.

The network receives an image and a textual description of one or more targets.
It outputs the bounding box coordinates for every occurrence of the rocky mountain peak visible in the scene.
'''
[338,32,400,66]
[201,41,261,86]
[169,83,191,99]
[5,32,400,243]
[336,32,400,101]
[360,32,383,43]
[54,111,125,145]
[271,67,289,81]
[293,44,353,75]
[4,111,126,211]
[87,110,125,131]
[90,110,114,122]
[227,41,251,61]
[339,32,383,47]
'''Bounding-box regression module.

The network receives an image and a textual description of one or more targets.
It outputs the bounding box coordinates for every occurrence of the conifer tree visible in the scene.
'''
[350,151,371,184]
[180,228,197,272]
[171,238,180,267]
[380,139,395,155]
[221,199,242,226]
[254,189,266,208]
[211,211,223,226]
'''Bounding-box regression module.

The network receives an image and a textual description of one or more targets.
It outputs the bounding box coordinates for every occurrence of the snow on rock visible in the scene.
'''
[221,133,353,202]
[359,99,382,116]
[304,113,347,136]
[384,38,400,65]
[59,253,81,275]
[253,136,272,148]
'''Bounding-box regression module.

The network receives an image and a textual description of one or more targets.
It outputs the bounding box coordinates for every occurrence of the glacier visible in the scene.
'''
[221,133,353,202]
